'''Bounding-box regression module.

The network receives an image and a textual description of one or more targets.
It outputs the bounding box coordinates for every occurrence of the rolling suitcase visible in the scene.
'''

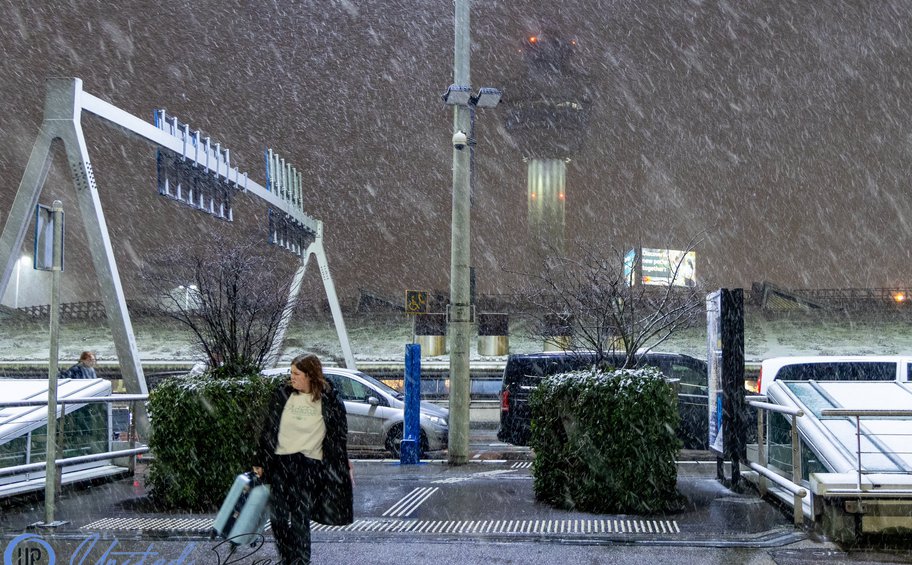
[212,471,271,547]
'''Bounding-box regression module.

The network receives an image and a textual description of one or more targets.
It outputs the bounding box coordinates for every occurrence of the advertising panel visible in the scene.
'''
[706,290,724,454]
[640,248,696,287]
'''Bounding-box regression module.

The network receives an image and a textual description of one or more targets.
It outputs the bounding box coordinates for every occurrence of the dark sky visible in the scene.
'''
[2,0,912,305]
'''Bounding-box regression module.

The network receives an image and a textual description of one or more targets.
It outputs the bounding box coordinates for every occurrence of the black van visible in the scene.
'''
[497,351,709,450]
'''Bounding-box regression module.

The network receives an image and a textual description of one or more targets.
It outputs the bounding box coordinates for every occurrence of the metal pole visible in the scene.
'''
[44,199,63,525]
[791,413,803,525]
[448,0,473,465]
[855,415,862,491]
[757,409,767,497]
[14,257,21,308]
[129,400,137,475]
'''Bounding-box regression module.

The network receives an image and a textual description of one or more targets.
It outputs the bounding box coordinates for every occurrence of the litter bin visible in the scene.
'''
[542,313,573,351]
[415,313,447,356]
[477,313,509,356]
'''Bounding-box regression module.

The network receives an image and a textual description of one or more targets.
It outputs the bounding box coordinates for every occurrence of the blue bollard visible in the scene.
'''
[400,343,421,464]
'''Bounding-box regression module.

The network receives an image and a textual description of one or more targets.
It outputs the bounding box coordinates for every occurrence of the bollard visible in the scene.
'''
[400,343,422,464]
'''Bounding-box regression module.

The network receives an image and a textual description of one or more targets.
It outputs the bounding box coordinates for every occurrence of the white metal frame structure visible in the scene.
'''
[746,380,912,539]
[0,78,356,417]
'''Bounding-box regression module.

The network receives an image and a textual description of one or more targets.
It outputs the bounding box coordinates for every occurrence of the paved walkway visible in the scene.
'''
[0,436,828,564]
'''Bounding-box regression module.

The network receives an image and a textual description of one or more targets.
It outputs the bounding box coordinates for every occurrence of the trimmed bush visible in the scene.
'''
[146,371,283,509]
[530,367,682,514]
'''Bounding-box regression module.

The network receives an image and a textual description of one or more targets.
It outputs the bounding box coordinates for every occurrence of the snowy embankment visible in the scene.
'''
[2,309,912,365]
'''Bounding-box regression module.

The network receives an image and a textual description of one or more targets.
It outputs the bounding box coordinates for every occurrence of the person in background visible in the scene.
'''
[64,351,97,379]
[252,353,353,565]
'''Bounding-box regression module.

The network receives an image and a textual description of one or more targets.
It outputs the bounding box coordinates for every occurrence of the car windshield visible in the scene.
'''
[353,370,404,400]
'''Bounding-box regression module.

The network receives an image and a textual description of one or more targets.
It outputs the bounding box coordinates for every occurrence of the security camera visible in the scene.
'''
[452,130,468,150]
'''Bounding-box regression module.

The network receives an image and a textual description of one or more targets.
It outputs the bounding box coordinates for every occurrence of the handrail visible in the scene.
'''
[748,397,806,525]
[0,448,149,477]
[748,462,807,498]
[821,409,912,418]
[0,394,148,409]
[748,400,804,417]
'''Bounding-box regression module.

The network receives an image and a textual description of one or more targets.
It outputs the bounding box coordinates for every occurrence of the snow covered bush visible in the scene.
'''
[530,366,682,514]
[146,372,282,509]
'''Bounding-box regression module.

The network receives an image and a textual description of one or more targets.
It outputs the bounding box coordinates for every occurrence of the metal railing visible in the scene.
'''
[819,408,912,492]
[746,395,807,525]
[0,394,149,480]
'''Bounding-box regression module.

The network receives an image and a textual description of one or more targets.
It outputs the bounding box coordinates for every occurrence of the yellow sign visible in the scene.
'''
[405,290,429,314]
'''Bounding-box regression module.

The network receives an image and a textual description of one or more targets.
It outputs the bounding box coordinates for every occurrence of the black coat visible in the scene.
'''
[254,382,354,526]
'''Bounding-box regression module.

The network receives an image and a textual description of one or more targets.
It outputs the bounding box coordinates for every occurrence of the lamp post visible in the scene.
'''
[178,284,196,310]
[443,0,501,465]
[14,255,29,308]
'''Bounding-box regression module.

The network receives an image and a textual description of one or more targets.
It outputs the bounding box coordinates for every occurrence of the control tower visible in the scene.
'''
[504,31,590,254]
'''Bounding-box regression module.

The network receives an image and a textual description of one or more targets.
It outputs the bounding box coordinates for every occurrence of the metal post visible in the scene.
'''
[855,415,862,491]
[14,257,21,308]
[791,413,803,525]
[128,400,137,474]
[447,0,473,467]
[44,200,63,525]
[757,408,767,496]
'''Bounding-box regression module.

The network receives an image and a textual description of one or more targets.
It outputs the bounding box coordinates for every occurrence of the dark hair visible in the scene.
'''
[291,353,327,401]
[79,351,95,362]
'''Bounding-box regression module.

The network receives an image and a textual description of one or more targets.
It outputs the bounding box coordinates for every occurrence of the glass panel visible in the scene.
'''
[0,435,27,468]
[785,382,837,418]
[768,412,793,474]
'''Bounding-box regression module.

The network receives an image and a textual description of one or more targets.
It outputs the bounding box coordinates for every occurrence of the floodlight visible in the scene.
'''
[442,84,473,106]
[474,87,502,108]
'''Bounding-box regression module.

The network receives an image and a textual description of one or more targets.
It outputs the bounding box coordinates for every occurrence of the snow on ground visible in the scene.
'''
[2,309,912,365]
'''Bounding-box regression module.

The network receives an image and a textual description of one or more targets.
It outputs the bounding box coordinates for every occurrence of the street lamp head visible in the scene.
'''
[474,87,502,108]
[442,84,473,106]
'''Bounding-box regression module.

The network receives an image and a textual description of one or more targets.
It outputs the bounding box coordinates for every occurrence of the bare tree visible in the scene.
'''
[510,240,704,369]
[143,235,294,376]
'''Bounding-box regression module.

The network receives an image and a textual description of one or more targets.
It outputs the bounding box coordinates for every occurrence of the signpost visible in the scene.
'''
[406,290,429,344]
[405,290,429,314]
[38,201,66,527]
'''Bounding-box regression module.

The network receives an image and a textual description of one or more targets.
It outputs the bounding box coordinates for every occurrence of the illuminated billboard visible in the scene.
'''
[626,248,696,287]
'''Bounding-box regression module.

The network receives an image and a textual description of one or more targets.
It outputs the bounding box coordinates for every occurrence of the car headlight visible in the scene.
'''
[423,414,447,427]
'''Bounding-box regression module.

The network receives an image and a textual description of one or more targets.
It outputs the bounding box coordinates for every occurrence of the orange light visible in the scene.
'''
[570,39,577,45]
[894,292,906,303]
[559,192,565,200]
[529,36,538,44]
[530,192,537,199]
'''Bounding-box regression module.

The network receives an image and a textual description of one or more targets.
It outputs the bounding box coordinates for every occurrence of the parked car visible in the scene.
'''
[497,351,709,450]
[263,367,448,457]
[758,355,912,395]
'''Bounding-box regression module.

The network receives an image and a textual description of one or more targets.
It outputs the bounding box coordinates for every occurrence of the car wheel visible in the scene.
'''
[385,424,429,458]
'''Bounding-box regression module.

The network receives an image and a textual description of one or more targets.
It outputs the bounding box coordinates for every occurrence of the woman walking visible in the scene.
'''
[253,354,353,564]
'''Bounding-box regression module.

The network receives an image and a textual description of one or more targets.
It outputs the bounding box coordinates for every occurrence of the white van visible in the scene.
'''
[758,355,912,395]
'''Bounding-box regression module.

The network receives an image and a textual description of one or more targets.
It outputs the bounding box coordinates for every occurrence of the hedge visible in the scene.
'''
[529,367,682,514]
[146,371,283,509]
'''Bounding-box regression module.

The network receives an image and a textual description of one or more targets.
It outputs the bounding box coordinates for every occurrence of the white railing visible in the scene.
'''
[746,395,807,525]
[819,408,912,492]
[0,394,149,479]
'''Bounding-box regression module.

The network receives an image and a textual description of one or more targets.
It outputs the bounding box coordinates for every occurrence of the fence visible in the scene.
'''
[819,408,912,493]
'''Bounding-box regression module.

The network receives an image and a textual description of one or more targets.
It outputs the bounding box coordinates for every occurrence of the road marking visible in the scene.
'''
[382,486,439,517]
[81,516,682,538]
[432,468,519,484]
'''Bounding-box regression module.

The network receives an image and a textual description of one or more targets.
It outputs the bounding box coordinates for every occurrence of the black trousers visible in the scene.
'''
[270,453,323,565]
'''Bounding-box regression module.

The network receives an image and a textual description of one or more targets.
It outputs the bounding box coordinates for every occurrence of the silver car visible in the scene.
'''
[264,367,448,457]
